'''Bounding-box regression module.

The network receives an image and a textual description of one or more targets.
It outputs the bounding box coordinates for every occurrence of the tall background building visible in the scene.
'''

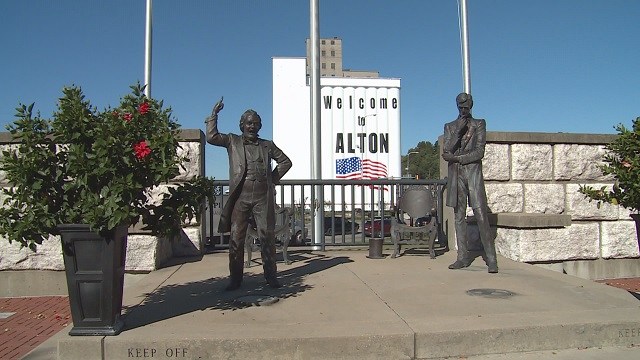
[305,37,379,78]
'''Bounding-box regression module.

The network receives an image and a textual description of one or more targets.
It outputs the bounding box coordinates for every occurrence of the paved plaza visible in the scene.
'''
[5,248,640,359]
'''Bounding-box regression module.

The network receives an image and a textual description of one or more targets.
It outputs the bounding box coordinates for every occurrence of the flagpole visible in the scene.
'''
[309,0,324,249]
[144,0,153,98]
[459,0,471,94]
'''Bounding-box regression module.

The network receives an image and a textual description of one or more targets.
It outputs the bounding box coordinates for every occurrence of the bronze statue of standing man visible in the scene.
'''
[206,98,292,290]
[442,93,498,273]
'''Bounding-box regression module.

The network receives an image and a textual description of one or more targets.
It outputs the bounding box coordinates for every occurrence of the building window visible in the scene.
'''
[331,40,335,45]
[321,40,325,44]
[322,63,326,69]
[331,63,335,70]
[331,50,335,56]
[321,50,326,57]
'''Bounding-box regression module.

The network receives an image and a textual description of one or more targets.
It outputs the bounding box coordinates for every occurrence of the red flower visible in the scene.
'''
[133,140,151,160]
[123,113,133,122]
[138,102,150,115]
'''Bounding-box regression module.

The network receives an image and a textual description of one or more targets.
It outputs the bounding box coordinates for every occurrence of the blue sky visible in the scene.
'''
[1,1,638,179]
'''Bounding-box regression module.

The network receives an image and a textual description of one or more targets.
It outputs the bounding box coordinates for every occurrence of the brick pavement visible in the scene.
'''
[597,277,640,292]
[0,296,70,360]
[0,277,637,360]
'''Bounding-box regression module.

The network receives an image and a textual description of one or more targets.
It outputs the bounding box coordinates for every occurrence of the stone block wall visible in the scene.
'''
[0,129,206,273]
[441,132,640,278]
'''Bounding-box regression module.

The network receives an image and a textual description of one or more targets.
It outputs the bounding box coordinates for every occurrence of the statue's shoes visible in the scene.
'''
[266,277,282,288]
[448,260,472,270]
[225,280,242,291]
[488,263,499,273]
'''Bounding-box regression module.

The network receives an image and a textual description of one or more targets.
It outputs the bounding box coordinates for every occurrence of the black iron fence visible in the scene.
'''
[207,178,447,251]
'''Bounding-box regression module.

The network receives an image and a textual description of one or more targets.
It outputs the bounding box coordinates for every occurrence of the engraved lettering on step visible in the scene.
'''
[127,348,157,357]
[165,348,188,357]
[619,328,640,337]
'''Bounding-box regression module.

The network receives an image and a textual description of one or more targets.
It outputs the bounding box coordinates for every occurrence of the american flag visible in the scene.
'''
[336,156,387,180]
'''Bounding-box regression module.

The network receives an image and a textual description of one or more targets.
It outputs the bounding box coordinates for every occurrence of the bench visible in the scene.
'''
[245,207,293,267]
[390,185,440,259]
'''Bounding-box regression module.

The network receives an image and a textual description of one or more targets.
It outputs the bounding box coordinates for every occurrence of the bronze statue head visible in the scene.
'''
[239,109,262,141]
[456,93,473,109]
[456,93,473,119]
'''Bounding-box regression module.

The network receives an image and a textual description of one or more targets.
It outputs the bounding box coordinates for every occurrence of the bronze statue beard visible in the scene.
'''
[243,132,258,142]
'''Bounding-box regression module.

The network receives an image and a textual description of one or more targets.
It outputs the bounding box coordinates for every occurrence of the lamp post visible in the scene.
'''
[356,113,377,175]
[357,113,377,137]
[358,113,378,216]
[355,113,384,236]
[406,151,419,178]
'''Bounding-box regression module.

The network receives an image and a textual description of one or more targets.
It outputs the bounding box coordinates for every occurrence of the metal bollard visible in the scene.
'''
[368,238,385,259]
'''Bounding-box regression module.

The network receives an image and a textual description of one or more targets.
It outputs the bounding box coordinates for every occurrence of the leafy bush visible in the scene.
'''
[0,83,214,250]
[579,117,640,213]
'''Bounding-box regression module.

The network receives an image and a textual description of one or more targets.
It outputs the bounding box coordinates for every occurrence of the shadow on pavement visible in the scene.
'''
[121,252,353,330]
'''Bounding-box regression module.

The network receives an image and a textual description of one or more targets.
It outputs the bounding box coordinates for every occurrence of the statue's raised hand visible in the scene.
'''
[212,97,224,115]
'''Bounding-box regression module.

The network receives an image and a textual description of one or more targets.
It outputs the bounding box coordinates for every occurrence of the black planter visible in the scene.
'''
[58,224,128,336]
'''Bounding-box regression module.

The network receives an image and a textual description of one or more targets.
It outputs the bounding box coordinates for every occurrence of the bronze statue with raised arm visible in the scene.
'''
[442,93,498,273]
[205,98,292,290]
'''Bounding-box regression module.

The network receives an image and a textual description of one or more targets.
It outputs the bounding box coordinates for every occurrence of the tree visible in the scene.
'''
[579,117,640,213]
[402,141,440,180]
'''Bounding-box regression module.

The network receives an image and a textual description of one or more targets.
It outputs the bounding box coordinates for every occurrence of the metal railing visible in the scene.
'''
[206,178,447,252]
